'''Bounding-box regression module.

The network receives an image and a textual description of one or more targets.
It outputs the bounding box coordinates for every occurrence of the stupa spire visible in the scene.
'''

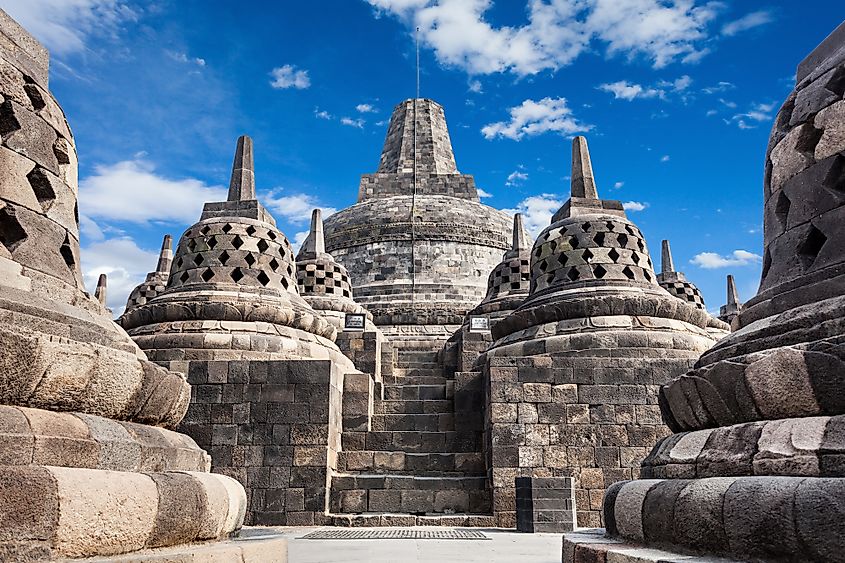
[227,135,256,202]
[661,240,675,274]
[95,273,107,306]
[726,274,739,305]
[298,208,326,259]
[571,136,598,199]
[156,234,173,274]
[512,213,528,252]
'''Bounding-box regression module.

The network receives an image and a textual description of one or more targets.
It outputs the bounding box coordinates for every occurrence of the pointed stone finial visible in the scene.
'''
[661,240,675,274]
[227,135,256,202]
[299,209,325,258]
[95,274,107,306]
[571,136,598,199]
[727,274,740,305]
[156,234,173,274]
[512,213,528,252]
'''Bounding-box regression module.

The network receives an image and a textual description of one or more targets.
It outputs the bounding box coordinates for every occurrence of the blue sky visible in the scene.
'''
[3,1,843,315]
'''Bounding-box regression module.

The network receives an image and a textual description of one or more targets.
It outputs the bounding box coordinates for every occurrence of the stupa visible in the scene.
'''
[124,234,173,312]
[565,20,845,563]
[718,273,743,326]
[322,99,514,344]
[0,9,253,560]
[481,136,722,528]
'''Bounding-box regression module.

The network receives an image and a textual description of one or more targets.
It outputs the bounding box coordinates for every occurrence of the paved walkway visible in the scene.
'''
[273,526,563,563]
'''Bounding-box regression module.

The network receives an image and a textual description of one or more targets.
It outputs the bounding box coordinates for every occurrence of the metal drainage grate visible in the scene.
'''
[301,529,489,540]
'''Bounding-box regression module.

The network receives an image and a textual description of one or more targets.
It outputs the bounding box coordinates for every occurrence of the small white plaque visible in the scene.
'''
[469,316,490,333]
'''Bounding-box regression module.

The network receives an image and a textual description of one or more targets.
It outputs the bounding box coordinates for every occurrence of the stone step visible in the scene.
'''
[374,413,453,432]
[337,451,485,475]
[329,474,491,515]
[396,350,440,361]
[390,367,445,378]
[383,374,447,385]
[329,513,497,527]
[377,399,452,414]
[383,384,450,401]
[342,430,482,453]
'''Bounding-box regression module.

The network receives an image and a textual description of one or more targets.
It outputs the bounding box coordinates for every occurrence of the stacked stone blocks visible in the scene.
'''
[516,477,576,533]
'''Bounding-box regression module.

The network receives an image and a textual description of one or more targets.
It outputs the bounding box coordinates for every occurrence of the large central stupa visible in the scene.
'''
[323,99,516,341]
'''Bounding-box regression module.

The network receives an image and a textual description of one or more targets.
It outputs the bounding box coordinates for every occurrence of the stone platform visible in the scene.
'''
[563,529,738,563]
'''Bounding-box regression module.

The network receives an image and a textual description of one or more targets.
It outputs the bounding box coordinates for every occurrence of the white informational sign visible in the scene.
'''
[344,313,366,331]
[469,316,490,333]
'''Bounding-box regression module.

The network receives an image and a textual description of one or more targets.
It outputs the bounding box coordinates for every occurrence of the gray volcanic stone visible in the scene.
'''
[723,477,801,560]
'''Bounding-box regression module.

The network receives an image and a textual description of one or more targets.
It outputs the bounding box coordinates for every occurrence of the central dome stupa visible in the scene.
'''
[323,99,516,341]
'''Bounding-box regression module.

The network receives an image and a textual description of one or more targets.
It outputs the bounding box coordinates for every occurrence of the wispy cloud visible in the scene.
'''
[690,249,762,269]
[315,108,332,120]
[477,188,492,198]
[81,235,157,315]
[482,98,591,141]
[622,201,648,212]
[166,50,206,67]
[660,155,670,162]
[356,103,377,113]
[506,167,528,186]
[613,181,624,189]
[341,117,366,128]
[726,101,776,129]
[270,64,311,89]
[263,192,337,225]
[598,75,691,101]
[721,10,774,37]
[501,193,563,235]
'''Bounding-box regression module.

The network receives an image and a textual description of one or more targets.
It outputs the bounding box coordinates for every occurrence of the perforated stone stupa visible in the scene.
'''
[0,9,249,560]
[481,136,723,528]
[323,98,514,340]
[566,21,845,563]
[124,234,172,312]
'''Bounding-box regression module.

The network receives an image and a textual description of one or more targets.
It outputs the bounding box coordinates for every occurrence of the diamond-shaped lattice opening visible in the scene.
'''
[200,225,211,235]
[798,224,827,270]
[539,260,548,272]
[257,239,269,253]
[643,270,652,282]
[222,223,232,234]
[593,264,607,279]
[27,167,56,213]
[593,232,605,246]
[608,248,621,263]
[59,235,75,268]
[567,268,580,281]
[187,239,197,251]
[268,230,277,240]
[175,257,183,268]
[246,225,257,236]
[606,221,616,231]
[193,254,204,266]
[625,225,636,236]
[269,258,280,271]
[207,237,218,249]
[582,249,594,262]
[281,277,289,289]
[201,268,214,282]
[219,250,230,265]
[179,271,190,283]
[582,222,592,232]
[0,206,27,252]
[631,252,640,265]
[622,266,636,280]
[244,253,256,267]
[549,240,557,252]
[287,265,294,276]
[557,253,569,267]
[637,239,645,252]
[230,268,244,282]
[232,235,244,249]
[257,271,270,286]
[774,191,791,228]
[617,234,629,247]
[569,236,580,249]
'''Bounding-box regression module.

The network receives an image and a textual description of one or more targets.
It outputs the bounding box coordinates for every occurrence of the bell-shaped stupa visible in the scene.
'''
[124,234,173,312]
[322,99,514,342]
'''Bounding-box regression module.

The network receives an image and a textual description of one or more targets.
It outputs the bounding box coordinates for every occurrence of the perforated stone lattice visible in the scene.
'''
[659,280,706,309]
[300,529,489,540]
[296,260,352,298]
[486,257,530,300]
[531,218,656,293]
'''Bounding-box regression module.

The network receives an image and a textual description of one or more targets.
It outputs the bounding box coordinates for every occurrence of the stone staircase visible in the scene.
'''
[330,346,492,525]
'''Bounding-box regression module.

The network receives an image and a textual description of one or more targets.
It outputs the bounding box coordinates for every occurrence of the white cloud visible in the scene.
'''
[702,81,734,94]
[270,65,311,89]
[721,10,774,37]
[79,159,226,224]
[292,230,310,253]
[366,0,724,76]
[598,80,662,101]
[482,97,591,141]
[506,169,529,186]
[613,181,624,189]
[690,249,762,269]
[501,193,563,235]
[622,201,648,211]
[468,79,483,93]
[81,236,158,316]
[477,188,493,198]
[263,192,337,225]
[167,51,206,67]
[727,101,776,129]
[315,109,332,120]
[356,103,377,113]
[1,0,138,55]
[341,117,366,128]
[706,109,718,116]
[660,155,670,162]
[718,98,737,109]
[670,74,692,91]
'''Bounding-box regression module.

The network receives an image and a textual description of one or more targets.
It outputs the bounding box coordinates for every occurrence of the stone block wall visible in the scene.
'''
[485,354,691,527]
[176,359,344,525]
[516,476,576,533]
